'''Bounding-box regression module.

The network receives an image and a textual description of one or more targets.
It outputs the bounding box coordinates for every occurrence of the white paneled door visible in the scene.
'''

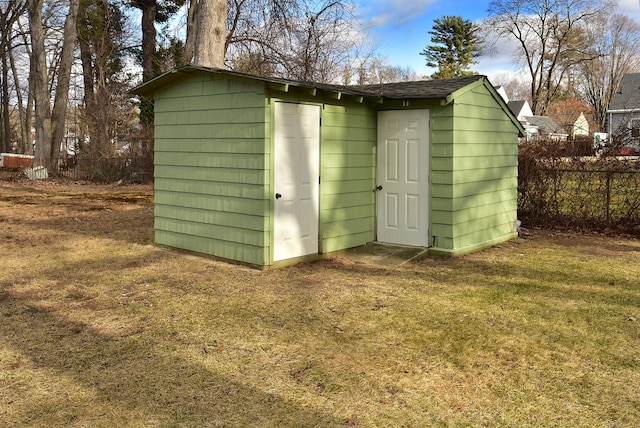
[377,110,429,247]
[273,102,320,261]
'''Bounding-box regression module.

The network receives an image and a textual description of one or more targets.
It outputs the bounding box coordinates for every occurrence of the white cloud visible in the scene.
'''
[357,0,439,29]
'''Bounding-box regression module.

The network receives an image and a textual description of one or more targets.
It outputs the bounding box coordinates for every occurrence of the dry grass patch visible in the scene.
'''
[1,181,639,427]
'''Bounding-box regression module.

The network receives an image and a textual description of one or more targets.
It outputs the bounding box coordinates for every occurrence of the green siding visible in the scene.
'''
[429,84,519,255]
[146,69,519,265]
[153,73,270,266]
[316,102,376,254]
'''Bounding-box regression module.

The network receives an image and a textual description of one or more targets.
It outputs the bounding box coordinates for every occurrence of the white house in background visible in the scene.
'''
[572,112,590,137]
[607,72,640,152]
[502,97,568,141]
[495,85,509,103]
[507,100,533,120]
[521,115,569,141]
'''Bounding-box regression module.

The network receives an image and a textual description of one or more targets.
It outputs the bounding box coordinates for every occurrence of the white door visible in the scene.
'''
[377,110,429,247]
[273,102,320,261]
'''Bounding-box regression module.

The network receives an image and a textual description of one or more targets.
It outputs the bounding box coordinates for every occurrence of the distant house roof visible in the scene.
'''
[608,73,640,111]
[507,100,534,121]
[508,100,526,113]
[523,115,568,135]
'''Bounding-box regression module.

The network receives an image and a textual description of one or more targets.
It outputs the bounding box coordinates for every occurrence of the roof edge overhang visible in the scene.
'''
[129,64,379,104]
[130,66,525,137]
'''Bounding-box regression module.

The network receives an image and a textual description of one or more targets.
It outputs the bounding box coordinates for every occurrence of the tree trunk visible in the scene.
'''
[1,47,9,153]
[141,0,157,80]
[9,48,28,152]
[28,0,52,169]
[184,0,227,68]
[50,0,80,161]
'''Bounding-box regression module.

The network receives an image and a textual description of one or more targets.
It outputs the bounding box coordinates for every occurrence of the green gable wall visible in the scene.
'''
[429,83,518,255]
[153,73,271,265]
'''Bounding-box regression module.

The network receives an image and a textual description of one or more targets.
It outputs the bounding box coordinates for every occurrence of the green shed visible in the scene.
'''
[132,65,524,267]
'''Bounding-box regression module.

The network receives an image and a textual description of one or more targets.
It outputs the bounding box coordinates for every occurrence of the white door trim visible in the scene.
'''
[376,109,430,247]
[273,102,320,261]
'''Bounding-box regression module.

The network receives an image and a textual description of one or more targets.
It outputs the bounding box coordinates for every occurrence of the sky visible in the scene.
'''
[354,0,640,81]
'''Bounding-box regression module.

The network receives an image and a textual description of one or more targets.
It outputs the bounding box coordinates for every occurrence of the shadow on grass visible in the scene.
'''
[0,285,342,426]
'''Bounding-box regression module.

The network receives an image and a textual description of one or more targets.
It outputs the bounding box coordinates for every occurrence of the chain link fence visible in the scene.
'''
[518,141,640,234]
[1,155,153,184]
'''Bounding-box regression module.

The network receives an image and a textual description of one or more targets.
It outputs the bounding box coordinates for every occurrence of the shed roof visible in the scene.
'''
[608,73,640,111]
[134,65,481,102]
[131,65,524,135]
[353,75,485,99]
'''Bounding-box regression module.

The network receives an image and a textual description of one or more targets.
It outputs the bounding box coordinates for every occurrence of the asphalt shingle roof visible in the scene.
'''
[524,115,567,135]
[353,75,485,99]
[507,100,527,116]
[609,73,640,111]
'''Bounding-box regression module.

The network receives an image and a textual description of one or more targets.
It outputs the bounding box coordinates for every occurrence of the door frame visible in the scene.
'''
[272,101,321,262]
[376,109,430,247]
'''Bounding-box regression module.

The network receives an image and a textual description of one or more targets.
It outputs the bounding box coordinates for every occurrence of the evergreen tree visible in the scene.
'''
[420,16,484,79]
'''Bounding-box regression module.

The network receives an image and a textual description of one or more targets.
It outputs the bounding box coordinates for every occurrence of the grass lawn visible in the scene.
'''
[1,181,639,427]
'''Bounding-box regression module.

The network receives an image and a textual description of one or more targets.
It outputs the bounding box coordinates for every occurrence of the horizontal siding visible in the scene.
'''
[322,231,373,254]
[320,103,376,252]
[155,123,265,140]
[155,230,264,265]
[155,191,268,217]
[156,217,264,246]
[155,138,265,154]
[430,83,518,254]
[432,166,516,185]
[155,165,267,185]
[155,177,265,199]
[156,152,267,170]
[155,106,264,125]
[154,73,269,266]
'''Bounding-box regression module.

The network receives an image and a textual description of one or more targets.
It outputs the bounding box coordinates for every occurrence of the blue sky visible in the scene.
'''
[354,0,640,80]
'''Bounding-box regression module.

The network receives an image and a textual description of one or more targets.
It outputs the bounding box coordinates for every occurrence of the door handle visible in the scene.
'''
[275,193,282,199]
[376,185,383,191]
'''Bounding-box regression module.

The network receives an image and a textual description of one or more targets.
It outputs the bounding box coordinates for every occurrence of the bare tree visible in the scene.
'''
[0,0,27,153]
[77,0,132,157]
[50,0,80,161]
[28,0,52,167]
[350,57,418,85]
[224,0,371,83]
[26,0,81,168]
[485,0,616,115]
[578,14,640,132]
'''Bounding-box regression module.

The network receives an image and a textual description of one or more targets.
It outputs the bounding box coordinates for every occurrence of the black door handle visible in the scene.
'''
[376,185,383,191]
[275,193,282,199]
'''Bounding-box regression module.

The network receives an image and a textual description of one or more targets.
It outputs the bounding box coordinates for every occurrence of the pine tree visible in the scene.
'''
[420,16,484,79]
